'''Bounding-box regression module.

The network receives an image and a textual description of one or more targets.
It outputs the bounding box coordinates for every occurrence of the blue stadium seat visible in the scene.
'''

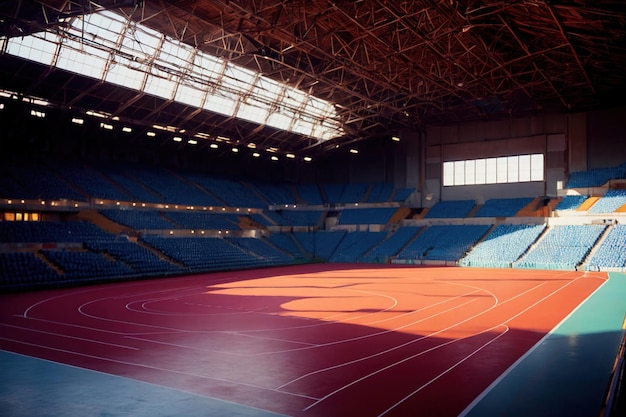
[460,224,545,268]
[514,225,605,270]
[424,200,475,219]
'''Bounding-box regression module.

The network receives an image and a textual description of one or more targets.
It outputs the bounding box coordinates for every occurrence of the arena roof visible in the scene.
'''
[1,1,625,156]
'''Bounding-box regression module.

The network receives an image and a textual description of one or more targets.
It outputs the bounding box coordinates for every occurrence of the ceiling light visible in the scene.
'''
[188,139,198,145]
[210,143,218,149]
[391,135,400,142]
[173,136,183,142]
[71,117,84,125]
[349,148,359,154]
[146,131,156,137]
[30,98,49,106]
[252,152,261,157]
[232,147,239,153]
[286,153,295,159]
[304,156,313,162]
[86,110,108,118]
[271,155,279,161]
[100,122,113,130]
[122,126,132,133]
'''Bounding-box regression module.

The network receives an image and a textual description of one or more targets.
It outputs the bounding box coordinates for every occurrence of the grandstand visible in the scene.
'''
[1,1,625,417]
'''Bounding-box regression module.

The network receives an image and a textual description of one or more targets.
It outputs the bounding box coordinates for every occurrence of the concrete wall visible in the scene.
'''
[418,112,567,204]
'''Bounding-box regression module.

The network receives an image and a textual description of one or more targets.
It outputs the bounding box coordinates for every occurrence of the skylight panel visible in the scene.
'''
[237,99,269,125]
[283,89,307,111]
[204,90,238,117]
[292,118,315,137]
[83,11,124,35]
[130,24,162,55]
[4,9,343,141]
[56,39,108,79]
[175,82,206,107]
[145,71,177,99]
[267,111,293,131]
[254,78,282,102]
[222,63,257,94]
[6,32,57,65]
[193,54,224,82]
[105,61,146,90]
[159,40,193,70]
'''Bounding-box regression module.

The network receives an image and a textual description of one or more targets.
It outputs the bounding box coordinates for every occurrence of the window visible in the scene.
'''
[5,10,343,141]
[531,154,544,181]
[443,153,544,186]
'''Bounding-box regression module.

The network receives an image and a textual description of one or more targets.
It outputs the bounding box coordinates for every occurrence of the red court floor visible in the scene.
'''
[0,264,607,417]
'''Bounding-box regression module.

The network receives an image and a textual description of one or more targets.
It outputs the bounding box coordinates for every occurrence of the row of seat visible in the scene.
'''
[513,225,606,270]
[459,224,546,268]
[566,162,626,188]
[0,157,413,206]
[2,219,626,290]
[587,225,626,270]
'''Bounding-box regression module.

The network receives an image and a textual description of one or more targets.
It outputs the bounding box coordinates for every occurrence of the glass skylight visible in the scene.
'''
[3,10,343,141]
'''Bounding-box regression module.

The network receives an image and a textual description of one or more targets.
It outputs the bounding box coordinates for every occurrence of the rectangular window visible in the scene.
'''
[507,156,519,183]
[519,155,531,182]
[496,157,508,184]
[485,158,497,184]
[454,160,465,185]
[475,159,486,185]
[443,153,544,187]
[443,161,454,186]
[465,160,475,185]
[531,153,544,181]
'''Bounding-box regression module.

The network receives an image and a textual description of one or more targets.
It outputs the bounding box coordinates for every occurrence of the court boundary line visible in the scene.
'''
[457,273,610,417]
[298,273,594,412]
[2,266,607,417]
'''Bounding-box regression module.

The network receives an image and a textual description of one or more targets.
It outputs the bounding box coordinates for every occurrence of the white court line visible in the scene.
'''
[301,276,584,412]
[125,333,319,355]
[457,272,607,417]
[277,296,487,391]
[77,298,191,333]
[122,288,482,359]
[14,315,183,337]
[127,299,269,316]
[22,281,208,318]
[235,287,485,350]
[0,323,138,350]
[377,325,509,416]
[0,336,320,402]
[302,325,509,412]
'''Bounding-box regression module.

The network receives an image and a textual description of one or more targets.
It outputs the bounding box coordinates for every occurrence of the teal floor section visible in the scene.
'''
[461,272,626,417]
[0,350,288,417]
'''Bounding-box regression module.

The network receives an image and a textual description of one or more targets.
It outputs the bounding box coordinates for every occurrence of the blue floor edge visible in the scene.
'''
[0,350,289,417]
[460,272,626,417]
